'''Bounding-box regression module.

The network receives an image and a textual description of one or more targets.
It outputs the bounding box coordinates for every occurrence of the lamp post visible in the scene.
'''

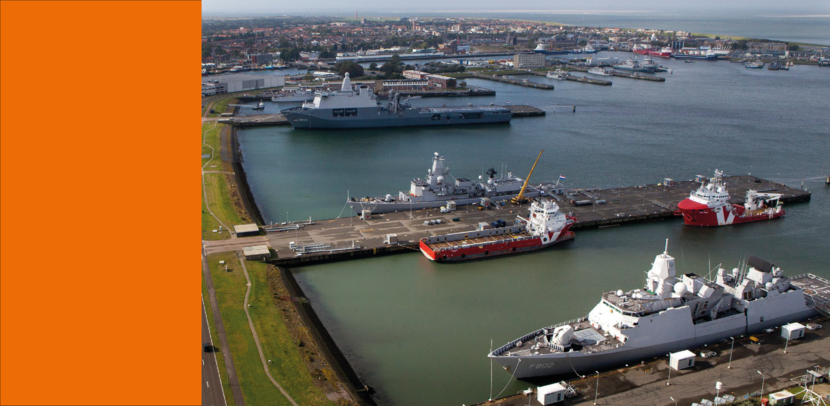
[728,337,735,369]
[670,396,677,406]
[594,371,600,405]
[667,354,672,386]
[757,370,765,402]
[716,381,723,404]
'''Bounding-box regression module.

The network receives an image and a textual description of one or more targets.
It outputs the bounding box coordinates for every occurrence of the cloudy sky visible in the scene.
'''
[202,0,830,15]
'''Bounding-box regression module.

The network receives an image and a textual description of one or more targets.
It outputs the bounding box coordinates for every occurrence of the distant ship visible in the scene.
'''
[632,44,671,58]
[419,199,575,262]
[271,88,315,103]
[613,56,657,73]
[252,100,265,110]
[571,45,598,54]
[546,69,568,80]
[488,243,822,379]
[282,74,512,129]
[745,60,765,69]
[676,170,784,226]
[587,67,613,76]
[672,48,719,60]
[348,152,553,214]
[533,44,570,55]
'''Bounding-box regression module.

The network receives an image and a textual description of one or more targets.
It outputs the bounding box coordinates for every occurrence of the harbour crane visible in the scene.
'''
[510,149,543,205]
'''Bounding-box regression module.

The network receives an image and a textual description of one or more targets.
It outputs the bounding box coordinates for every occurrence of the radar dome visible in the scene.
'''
[765,282,774,290]
[436,176,444,184]
[616,290,624,296]
[674,282,688,295]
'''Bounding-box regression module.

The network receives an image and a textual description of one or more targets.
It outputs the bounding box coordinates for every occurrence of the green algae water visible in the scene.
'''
[238,55,830,405]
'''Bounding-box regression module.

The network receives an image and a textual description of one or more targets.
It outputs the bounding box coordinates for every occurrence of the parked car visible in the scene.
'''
[806,323,823,331]
[700,350,717,359]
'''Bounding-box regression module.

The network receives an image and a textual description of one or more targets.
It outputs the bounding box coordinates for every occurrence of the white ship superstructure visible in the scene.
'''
[348,152,543,214]
[489,242,820,379]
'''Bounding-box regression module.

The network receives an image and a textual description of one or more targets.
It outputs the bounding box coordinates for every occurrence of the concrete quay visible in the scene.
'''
[469,316,829,406]
[471,72,555,89]
[201,175,811,267]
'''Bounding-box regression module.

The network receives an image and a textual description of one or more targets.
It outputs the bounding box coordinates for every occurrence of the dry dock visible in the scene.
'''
[469,316,829,406]
[202,176,811,266]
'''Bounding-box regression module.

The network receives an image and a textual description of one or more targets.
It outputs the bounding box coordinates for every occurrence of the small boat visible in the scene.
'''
[587,67,613,76]
[745,60,765,69]
[768,61,781,71]
[545,69,568,80]
[684,60,696,64]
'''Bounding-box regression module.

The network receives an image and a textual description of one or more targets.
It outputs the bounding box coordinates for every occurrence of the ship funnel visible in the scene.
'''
[341,72,352,92]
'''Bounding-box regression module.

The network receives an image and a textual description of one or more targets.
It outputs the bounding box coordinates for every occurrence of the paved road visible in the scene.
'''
[202,249,246,406]
[202,297,226,406]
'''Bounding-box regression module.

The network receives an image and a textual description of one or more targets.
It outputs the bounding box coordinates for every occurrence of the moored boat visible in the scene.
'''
[546,69,568,80]
[676,170,784,226]
[488,242,822,379]
[419,199,575,262]
[587,67,613,76]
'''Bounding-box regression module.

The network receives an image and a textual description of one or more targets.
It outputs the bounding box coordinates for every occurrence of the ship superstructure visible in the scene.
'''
[613,56,657,73]
[676,170,784,226]
[488,243,821,379]
[281,73,512,129]
[419,200,576,262]
[348,152,547,214]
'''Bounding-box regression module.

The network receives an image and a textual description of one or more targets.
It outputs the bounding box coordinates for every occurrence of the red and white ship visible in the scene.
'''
[676,170,785,227]
[649,47,673,58]
[632,44,651,55]
[419,200,576,262]
[633,44,672,58]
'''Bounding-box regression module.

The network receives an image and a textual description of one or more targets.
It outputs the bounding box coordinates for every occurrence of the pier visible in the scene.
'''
[202,176,811,266]
[568,66,666,82]
[471,72,555,89]
[504,105,546,117]
[222,114,290,127]
[565,74,612,86]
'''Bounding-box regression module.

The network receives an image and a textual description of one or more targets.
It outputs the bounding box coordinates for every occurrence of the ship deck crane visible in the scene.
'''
[511,149,543,205]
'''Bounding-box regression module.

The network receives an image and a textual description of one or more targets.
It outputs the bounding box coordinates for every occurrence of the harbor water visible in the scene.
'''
[237,56,830,405]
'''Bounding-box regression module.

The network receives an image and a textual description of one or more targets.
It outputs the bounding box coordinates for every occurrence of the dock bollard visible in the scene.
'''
[573,106,576,113]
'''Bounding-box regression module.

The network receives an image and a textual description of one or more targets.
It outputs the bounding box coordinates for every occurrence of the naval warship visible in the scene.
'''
[281,73,512,129]
[489,242,825,379]
[349,151,558,215]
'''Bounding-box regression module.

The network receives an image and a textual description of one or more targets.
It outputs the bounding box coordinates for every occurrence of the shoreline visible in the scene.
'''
[231,125,375,405]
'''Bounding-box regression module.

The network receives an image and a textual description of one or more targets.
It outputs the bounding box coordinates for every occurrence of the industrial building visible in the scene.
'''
[201,73,285,94]
[233,223,260,237]
[513,53,546,69]
[242,245,271,261]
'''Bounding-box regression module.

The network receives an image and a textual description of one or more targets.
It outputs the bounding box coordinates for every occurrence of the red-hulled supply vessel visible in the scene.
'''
[676,170,785,227]
[419,200,575,262]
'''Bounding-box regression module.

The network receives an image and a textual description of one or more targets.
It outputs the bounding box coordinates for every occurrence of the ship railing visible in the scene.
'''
[490,317,587,357]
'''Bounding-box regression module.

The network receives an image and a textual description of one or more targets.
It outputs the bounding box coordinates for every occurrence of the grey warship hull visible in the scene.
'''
[282,106,511,130]
[490,307,818,379]
[490,250,826,380]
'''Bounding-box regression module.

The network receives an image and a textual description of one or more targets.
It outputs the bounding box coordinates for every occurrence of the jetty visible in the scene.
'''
[202,175,811,266]
[471,72,555,89]
[568,66,666,82]
[565,74,612,85]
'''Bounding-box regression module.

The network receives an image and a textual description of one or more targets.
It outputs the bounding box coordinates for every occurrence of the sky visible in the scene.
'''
[201,0,830,16]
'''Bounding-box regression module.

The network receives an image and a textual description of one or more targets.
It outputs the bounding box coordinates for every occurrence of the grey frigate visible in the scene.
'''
[348,151,556,215]
[489,242,827,379]
[281,73,512,130]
